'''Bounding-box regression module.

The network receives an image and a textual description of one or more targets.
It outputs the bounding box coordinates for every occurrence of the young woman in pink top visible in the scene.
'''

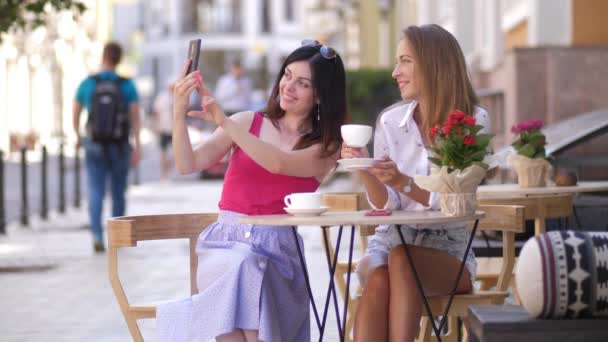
[157,42,346,342]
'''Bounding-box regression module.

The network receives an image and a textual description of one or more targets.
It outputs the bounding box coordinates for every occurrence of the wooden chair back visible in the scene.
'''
[108,213,217,342]
[479,193,574,235]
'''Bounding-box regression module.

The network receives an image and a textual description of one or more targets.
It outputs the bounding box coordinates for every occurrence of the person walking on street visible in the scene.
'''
[153,81,174,180]
[72,42,141,253]
[214,60,253,116]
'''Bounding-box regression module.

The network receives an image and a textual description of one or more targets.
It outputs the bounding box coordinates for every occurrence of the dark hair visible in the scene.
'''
[264,45,347,158]
[102,42,123,66]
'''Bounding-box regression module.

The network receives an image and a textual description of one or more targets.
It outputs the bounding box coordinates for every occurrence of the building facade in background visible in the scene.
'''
[420,0,608,179]
[114,0,314,113]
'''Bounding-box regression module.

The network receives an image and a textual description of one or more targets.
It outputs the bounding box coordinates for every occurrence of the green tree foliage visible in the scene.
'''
[0,0,86,40]
[345,68,401,125]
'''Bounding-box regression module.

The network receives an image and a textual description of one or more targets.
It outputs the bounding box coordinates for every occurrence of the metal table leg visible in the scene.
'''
[320,225,344,339]
[292,226,321,331]
[395,219,479,341]
[341,225,356,341]
[291,224,357,342]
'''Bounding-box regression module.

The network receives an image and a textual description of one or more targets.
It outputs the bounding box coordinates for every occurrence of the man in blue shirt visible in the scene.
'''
[73,42,141,253]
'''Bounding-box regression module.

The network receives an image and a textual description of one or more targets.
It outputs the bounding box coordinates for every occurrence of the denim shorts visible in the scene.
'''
[356,224,477,286]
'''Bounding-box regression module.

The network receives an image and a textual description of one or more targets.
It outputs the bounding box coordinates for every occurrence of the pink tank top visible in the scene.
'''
[218,112,320,215]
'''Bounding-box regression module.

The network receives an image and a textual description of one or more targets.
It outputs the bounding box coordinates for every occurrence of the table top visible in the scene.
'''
[477,180,608,198]
[239,210,485,227]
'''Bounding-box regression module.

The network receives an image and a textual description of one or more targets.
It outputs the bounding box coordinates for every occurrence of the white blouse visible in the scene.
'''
[370,100,491,211]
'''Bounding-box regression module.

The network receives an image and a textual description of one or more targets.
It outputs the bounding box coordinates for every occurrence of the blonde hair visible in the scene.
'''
[402,24,478,144]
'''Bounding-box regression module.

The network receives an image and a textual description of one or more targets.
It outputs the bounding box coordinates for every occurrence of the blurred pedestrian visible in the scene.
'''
[153,81,174,180]
[214,59,252,115]
[72,42,141,253]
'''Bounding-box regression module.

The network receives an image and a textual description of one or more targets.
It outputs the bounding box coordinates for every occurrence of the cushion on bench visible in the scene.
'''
[516,231,608,318]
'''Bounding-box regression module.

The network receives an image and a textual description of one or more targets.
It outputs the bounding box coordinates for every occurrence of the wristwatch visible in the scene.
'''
[402,176,413,194]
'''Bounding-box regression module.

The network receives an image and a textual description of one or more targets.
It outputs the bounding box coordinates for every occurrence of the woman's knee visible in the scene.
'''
[362,266,390,301]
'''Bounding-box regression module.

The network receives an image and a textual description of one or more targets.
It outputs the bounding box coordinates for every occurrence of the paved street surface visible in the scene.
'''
[0,172,359,342]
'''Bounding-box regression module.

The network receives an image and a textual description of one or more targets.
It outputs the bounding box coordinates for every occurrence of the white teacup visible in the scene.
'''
[341,124,373,148]
[284,192,322,210]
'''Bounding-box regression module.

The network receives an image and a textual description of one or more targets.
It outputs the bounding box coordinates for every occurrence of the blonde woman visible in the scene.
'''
[342,24,491,341]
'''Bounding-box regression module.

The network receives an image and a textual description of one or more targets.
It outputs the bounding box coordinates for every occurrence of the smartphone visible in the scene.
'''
[364,209,392,216]
[187,39,201,74]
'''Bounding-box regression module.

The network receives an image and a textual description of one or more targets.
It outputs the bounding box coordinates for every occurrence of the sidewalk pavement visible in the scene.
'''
[0,175,359,342]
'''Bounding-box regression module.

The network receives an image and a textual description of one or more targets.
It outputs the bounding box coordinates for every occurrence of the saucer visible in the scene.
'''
[284,206,330,216]
[337,158,377,170]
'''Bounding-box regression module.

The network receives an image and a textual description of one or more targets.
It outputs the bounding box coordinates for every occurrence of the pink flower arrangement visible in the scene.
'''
[511,119,544,134]
[511,119,546,159]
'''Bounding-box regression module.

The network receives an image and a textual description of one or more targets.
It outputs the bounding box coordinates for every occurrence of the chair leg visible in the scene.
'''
[126,316,144,342]
[417,317,433,342]
[461,323,469,342]
[441,316,459,342]
[345,297,358,342]
[511,277,521,305]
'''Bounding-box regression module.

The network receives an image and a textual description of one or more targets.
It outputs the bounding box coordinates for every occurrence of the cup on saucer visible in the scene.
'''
[284,192,322,209]
[341,124,373,149]
[283,192,329,216]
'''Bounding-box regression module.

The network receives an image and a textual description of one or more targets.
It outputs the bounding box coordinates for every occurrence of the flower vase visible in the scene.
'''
[508,154,551,188]
[439,192,478,216]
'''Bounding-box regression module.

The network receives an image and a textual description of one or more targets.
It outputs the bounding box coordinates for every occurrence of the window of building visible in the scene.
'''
[195,0,242,33]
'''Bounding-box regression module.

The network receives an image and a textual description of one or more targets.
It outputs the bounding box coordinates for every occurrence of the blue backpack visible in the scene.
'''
[86,75,130,143]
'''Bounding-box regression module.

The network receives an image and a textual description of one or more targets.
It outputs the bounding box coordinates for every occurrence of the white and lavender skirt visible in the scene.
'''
[157,211,310,342]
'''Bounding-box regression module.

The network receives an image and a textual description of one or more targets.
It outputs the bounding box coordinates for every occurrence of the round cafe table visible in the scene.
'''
[477,181,608,235]
[477,181,608,197]
[240,210,485,342]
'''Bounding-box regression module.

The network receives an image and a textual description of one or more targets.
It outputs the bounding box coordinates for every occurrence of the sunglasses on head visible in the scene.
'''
[301,38,337,61]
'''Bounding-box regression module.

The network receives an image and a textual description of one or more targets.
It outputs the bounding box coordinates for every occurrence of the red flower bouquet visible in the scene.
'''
[415,110,494,216]
[428,110,493,173]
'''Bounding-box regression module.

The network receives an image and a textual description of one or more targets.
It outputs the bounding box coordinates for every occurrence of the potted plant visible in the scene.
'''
[507,120,550,188]
[415,110,493,216]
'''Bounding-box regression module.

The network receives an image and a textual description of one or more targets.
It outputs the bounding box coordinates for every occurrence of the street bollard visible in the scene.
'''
[58,143,66,214]
[74,145,81,208]
[132,164,140,186]
[0,150,5,234]
[20,147,29,226]
[41,145,48,220]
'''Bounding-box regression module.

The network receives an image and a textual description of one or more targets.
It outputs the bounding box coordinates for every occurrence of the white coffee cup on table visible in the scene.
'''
[284,192,322,210]
[341,124,373,148]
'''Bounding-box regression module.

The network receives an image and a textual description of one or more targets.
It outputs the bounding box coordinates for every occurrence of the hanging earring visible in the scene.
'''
[317,104,321,122]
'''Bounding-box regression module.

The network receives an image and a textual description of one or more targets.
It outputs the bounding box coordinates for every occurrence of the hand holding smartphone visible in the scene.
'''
[187,39,201,74]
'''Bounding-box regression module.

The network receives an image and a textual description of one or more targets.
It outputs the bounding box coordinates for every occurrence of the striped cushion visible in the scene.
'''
[516,231,608,318]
